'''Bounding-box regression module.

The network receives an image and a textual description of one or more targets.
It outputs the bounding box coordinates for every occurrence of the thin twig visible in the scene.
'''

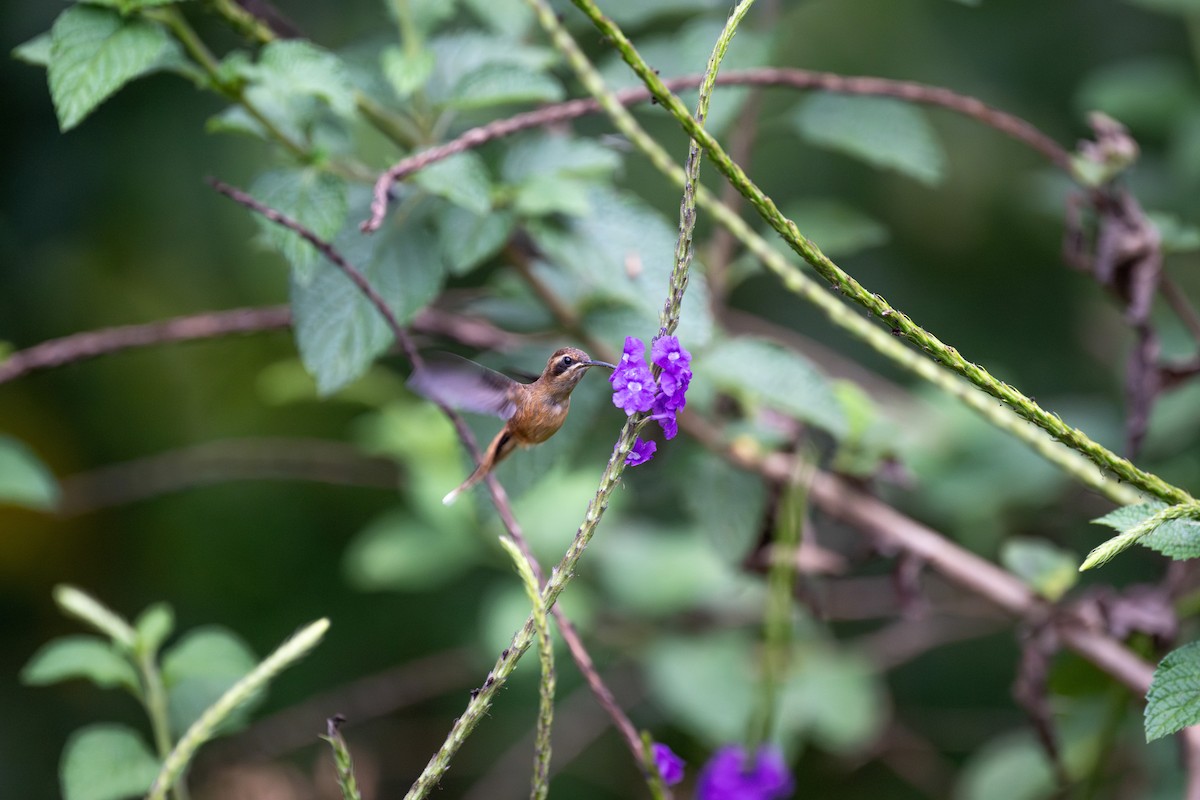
[0,306,292,386]
[363,68,1070,232]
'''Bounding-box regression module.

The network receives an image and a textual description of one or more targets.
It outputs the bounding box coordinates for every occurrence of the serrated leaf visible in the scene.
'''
[1146,641,1200,740]
[698,337,848,437]
[246,40,357,117]
[291,222,443,394]
[250,169,348,284]
[22,636,138,692]
[60,724,159,800]
[1000,537,1079,601]
[682,456,766,561]
[792,94,946,186]
[1091,501,1200,561]
[426,31,556,102]
[782,199,888,258]
[381,45,435,99]
[526,186,714,347]
[448,64,563,109]
[13,33,51,66]
[161,626,258,736]
[343,509,476,591]
[413,152,492,215]
[48,5,179,131]
[0,434,59,510]
[435,206,515,275]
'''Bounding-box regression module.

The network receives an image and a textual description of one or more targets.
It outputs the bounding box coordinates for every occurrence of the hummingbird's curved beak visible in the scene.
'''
[584,360,617,370]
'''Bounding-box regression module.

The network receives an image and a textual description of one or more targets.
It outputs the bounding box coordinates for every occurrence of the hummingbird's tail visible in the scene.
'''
[443,428,517,505]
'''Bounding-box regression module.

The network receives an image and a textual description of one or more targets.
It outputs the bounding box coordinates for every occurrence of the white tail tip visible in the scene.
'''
[442,488,460,506]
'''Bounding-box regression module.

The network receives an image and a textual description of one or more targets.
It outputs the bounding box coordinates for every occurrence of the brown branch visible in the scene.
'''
[208,177,648,770]
[0,306,292,386]
[364,67,1071,232]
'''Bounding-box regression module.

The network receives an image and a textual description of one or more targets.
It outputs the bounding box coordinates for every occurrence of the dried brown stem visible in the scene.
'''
[0,306,292,386]
[364,68,1071,232]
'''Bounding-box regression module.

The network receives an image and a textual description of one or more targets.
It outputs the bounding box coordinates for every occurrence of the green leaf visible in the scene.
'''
[380,45,435,99]
[1148,211,1200,254]
[501,133,622,183]
[134,603,175,656]
[343,509,477,591]
[250,169,348,285]
[955,731,1058,800]
[698,337,848,437]
[777,647,884,752]
[245,40,357,118]
[782,199,888,258]
[161,626,258,737]
[0,434,59,510]
[792,93,946,186]
[592,523,744,614]
[1091,502,1200,561]
[1076,58,1196,135]
[513,173,594,217]
[291,221,443,394]
[1000,537,1079,601]
[447,64,564,109]
[435,206,515,275]
[462,0,534,36]
[682,456,767,561]
[60,724,159,800]
[48,5,179,132]
[644,633,756,745]
[1146,641,1200,741]
[478,581,594,658]
[21,636,138,692]
[426,31,556,102]
[413,152,492,215]
[526,186,714,348]
[12,33,51,66]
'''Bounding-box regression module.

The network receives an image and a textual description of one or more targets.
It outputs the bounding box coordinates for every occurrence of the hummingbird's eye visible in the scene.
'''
[561,356,574,367]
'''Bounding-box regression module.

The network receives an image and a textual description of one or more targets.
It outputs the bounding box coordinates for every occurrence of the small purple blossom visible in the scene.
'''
[650,393,679,440]
[611,337,656,414]
[651,742,685,786]
[652,335,693,397]
[696,745,794,800]
[625,437,657,466]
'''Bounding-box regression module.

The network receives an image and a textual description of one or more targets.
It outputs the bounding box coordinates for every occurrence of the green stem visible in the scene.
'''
[136,649,187,800]
[499,538,556,800]
[1081,501,1200,570]
[566,0,1192,507]
[403,421,642,800]
[206,0,276,44]
[662,0,756,336]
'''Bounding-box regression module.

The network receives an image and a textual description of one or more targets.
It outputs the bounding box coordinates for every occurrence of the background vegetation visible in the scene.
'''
[4,0,1200,797]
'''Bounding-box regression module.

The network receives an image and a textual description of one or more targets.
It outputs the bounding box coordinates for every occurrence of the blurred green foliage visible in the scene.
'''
[4,0,1200,798]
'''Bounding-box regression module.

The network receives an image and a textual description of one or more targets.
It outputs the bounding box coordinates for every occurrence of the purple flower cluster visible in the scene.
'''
[610,335,692,466]
[697,745,794,800]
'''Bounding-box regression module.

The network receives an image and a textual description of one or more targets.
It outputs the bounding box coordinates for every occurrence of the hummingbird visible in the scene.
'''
[407,347,616,505]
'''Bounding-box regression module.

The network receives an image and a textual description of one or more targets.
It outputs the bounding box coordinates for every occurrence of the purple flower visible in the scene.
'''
[652,335,693,397]
[625,437,657,466]
[650,393,679,440]
[651,742,685,786]
[611,337,656,414]
[696,745,794,800]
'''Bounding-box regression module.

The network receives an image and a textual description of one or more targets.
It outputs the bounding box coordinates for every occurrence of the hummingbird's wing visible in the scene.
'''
[407,354,520,420]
